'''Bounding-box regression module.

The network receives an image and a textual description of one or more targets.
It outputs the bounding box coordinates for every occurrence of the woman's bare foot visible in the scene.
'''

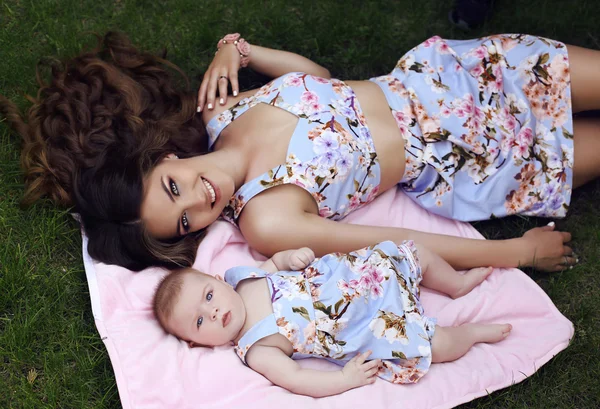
[452,267,493,298]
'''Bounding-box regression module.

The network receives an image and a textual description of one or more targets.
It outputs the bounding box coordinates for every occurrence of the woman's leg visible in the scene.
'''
[416,244,492,299]
[563,46,600,188]
[431,324,512,362]
[572,118,600,188]
[567,45,600,113]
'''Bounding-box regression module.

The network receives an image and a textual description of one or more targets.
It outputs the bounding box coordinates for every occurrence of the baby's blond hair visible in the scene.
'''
[153,267,198,334]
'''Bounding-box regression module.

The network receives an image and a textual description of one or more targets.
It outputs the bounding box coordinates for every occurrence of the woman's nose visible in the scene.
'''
[183,184,209,210]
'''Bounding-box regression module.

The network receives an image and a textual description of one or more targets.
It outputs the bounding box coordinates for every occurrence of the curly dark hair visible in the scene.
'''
[0,31,209,270]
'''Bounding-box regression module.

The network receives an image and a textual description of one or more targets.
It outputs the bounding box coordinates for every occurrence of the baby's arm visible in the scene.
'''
[246,345,380,397]
[259,247,315,273]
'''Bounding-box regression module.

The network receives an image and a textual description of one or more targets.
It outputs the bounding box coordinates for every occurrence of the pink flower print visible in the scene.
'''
[471,45,488,60]
[348,191,363,211]
[365,185,379,203]
[552,106,569,128]
[348,279,360,290]
[370,285,383,298]
[423,36,441,47]
[317,206,333,218]
[301,90,319,105]
[489,65,504,93]
[436,41,451,54]
[370,267,385,283]
[440,105,452,118]
[307,127,322,141]
[504,112,518,133]
[470,65,485,78]
[359,273,374,289]
[311,75,330,84]
[313,130,339,155]
[547,54,570,84]
[284,75,303,87]
[337,279,350,292]
[455,63,463,72]
[517,127,534,147]
[393,110,410,125]
[514,142,530,160]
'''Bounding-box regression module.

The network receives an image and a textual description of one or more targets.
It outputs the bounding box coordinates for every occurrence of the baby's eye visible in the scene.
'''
[181,213,189,231]
[197,317,203,328]
[206,291,213,301]
[169,179,179,196]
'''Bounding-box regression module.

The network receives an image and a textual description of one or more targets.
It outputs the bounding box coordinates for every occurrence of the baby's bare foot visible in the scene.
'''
[468,323,512,344]
[452,267,493,299]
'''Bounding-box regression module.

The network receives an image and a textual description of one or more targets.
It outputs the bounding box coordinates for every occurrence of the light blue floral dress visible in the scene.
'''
[370,34,573,220]
[225,240,436,384]
[206,34,573,223]
[206,72,380,223]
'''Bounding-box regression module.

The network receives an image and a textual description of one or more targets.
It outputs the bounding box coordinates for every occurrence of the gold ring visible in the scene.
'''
[218,75,228,80]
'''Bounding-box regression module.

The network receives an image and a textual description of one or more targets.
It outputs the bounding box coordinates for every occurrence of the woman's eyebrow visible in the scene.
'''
[160,177,181,236]
[161,178,175,203]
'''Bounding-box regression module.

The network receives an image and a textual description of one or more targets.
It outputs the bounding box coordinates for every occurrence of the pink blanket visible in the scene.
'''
[82,188,573,409]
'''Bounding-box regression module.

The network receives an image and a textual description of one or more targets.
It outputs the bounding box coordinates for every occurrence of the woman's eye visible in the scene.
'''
[181,213,189,230]
[206,291,213,301]
[197,317,203,328]
[169,180,179,196]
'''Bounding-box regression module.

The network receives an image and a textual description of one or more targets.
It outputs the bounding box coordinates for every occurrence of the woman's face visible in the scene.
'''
[141,155,234,239]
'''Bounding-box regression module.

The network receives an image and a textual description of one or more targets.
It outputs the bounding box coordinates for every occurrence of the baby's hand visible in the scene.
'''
[342,351,380,388]
[288,247,315,270]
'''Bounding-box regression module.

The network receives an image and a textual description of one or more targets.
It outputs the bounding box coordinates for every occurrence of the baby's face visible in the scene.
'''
[169,271,246,347]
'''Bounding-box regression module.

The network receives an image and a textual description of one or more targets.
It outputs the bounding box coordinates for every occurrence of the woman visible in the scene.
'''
[3,32,599,272]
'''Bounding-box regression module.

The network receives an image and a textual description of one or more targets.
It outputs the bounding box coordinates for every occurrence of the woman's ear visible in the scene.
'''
[164,153,179,160]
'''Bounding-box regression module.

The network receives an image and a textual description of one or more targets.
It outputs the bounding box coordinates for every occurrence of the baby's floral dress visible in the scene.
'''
[225,240,436,384]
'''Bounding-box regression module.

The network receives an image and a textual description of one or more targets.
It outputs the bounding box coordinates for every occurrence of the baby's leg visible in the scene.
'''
[431,324,512,363]
[416,244,492,299]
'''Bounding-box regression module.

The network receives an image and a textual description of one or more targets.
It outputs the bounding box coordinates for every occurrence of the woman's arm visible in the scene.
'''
[198,41,329,111]
[247,45,330,79]
[240,203,572,272]
[246,346,379,397]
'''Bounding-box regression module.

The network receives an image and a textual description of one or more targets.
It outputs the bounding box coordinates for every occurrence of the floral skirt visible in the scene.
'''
[370,34,574,221]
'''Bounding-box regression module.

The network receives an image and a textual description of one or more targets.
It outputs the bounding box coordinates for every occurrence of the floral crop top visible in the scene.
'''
[206,72,381,224]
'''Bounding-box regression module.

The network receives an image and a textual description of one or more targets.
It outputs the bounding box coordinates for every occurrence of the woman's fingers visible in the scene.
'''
[229,70,239,97]
[197,75,210,112]
[217,75,229,105]
[205,72,220,110]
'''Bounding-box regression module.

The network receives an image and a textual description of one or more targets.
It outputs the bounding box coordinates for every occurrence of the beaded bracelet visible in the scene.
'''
[216,33,251,68]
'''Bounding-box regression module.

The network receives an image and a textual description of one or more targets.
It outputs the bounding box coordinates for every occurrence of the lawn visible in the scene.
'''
[1,0,599,407]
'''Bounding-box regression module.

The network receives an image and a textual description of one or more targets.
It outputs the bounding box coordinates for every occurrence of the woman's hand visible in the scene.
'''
[197,43,241,112]
[341,351,380,388]
[520,222,576,271]
[288,247,316,270]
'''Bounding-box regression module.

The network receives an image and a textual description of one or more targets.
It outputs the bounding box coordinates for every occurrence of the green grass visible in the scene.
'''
[1,0,599,407]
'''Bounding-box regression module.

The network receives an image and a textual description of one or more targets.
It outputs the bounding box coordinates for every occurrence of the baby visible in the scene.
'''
[153,240,511,397]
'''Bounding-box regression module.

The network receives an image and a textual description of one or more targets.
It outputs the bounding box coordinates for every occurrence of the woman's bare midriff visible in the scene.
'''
[347,80,406,193]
